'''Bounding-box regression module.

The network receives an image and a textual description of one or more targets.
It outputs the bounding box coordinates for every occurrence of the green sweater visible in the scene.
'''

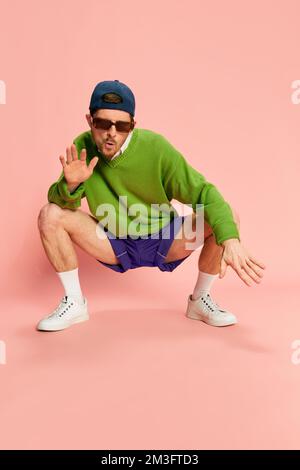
[47,128,240,245]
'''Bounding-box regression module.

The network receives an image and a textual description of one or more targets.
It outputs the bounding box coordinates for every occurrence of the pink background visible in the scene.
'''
[0,0,300,449]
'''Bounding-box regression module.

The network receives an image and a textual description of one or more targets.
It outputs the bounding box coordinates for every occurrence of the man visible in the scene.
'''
[37,80,265,331]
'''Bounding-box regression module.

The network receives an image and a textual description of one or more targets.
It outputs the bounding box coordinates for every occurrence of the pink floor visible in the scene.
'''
[0,253,299,450]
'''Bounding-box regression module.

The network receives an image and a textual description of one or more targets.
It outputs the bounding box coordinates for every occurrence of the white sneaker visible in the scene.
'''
[185,292,237,327]
[37,295,89,331]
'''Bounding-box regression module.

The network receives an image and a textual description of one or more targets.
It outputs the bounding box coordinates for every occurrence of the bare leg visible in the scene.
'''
[198,211,240,274]
[37,203,118,272]
[197,232,224,274]
[164,210,240,275]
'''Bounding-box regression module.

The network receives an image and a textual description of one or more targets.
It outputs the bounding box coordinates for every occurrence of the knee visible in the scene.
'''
[203,220,214,240]
[37,203,64,232]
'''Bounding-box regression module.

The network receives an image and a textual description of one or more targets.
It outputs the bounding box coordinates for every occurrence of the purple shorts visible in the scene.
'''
[97,215,190,273]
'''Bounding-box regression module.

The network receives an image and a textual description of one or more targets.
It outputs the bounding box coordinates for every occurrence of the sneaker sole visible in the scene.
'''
[37,314,89,332]
[185,310,237,327]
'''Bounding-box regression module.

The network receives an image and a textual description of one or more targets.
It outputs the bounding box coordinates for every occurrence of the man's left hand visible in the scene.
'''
[219,239,266,286]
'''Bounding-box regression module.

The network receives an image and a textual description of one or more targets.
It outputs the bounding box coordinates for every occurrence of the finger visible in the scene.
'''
[80,148,87,162]
[66,146,72,164]
[71,143,78,160]
[234,263,253,286]
[59,155,66,168]
[88,156,99,172]
[246,258,264,278]
[241,261,261,284]
[219,258,227,278]
[249,255,266,270]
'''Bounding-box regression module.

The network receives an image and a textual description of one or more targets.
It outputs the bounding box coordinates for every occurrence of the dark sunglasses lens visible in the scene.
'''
[93,118,132,132]
[93,118,110,130]
[116,121,131,132]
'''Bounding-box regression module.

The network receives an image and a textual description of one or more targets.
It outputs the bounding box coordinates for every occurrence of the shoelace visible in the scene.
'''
[50,296,75,318]
[198,293,226,316]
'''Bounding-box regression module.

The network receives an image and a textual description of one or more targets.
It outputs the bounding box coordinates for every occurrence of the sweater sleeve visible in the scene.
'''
[47,138,86,210]
[47,171,86,210]
[162,139,240,246]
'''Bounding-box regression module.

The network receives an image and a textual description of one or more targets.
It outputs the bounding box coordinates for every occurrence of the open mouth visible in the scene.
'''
[105,141,115,149]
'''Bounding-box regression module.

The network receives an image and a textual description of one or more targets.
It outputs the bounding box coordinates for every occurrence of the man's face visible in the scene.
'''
[86,108,136,159]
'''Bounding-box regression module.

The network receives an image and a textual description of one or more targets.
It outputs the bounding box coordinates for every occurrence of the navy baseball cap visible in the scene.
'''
[89,80,135,117]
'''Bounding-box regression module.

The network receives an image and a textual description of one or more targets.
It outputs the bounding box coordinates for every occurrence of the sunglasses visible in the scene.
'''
[91,117,133,133]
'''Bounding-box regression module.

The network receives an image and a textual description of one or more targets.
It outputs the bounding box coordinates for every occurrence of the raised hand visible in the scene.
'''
[59,144,99,186]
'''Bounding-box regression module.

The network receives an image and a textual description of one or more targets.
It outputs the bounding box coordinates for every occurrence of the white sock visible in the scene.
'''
[192,270,218,300]
[57,268,84,304]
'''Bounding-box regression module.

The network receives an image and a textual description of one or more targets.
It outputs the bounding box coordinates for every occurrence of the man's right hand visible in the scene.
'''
[59,144,99,191]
